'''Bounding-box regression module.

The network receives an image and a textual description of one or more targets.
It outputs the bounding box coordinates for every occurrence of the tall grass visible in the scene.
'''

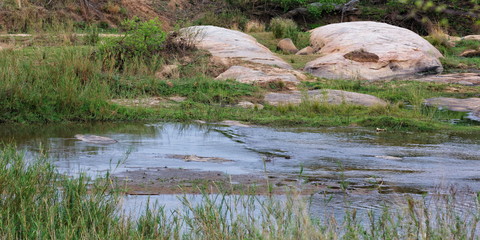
[0,46,259,123]
[0,145,479,239]
[0,47,119,123]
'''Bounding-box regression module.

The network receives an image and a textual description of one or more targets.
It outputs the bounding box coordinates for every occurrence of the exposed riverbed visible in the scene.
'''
[1,122,479,216]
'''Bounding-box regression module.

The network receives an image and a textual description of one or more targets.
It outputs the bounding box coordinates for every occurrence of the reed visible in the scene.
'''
[0,145,478,239]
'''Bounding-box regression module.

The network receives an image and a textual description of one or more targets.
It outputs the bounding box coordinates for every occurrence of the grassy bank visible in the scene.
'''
[0,145,479,239]
[1,44,479,132]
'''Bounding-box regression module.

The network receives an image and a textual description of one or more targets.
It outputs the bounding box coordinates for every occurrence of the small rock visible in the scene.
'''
[193,120,207,124]
[277,38,298,54]
[237,101,264,109]
[74,134,117,144]
[219,120,250,127]
[264,90,387,107]
[463,35,480,41]
[155,64,179,79]
[375,155,402,160]
[376,128,387,132]
[459,49,480,57]
[168,96,186,102]
[295,46,314,55]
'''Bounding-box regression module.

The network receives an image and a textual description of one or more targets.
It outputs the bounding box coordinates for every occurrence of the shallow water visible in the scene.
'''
[1,122,479,214]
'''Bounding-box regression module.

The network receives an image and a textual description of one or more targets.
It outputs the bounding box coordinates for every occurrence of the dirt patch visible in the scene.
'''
[344,49,380,63]
[113,168,312,195]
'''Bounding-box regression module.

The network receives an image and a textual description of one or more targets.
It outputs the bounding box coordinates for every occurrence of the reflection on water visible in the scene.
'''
[1,122,480,213]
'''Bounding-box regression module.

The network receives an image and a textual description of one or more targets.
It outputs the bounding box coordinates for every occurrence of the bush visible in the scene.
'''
[84,26,100,45]
[99,18,167,70]
[269,17,299,41]
[245,20,266,33]
[194,10,248,30]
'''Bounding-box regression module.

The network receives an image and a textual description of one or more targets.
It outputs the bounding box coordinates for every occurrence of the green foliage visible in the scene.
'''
[384,0,480,35]
[269,17,299,41]
[99,18,166,70]
[194,10,249,30]
[306,0,347,17]
[84,26,100,46]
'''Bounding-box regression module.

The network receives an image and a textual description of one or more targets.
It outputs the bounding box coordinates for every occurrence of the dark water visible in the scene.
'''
[1,122,479,214]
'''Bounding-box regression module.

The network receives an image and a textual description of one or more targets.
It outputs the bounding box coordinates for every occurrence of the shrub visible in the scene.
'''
[194,10,248,30]
[245,20,266,33]
[84,26,100,45]
[99,18,167,70]
[269,17,299,41]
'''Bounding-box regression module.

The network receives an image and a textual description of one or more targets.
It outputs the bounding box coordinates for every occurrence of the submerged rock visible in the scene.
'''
[304,21,443,81]
[424,97,480,112]
[181,25,292,69]
[264,90,387,107]
[218,120,251,127]
[168,154,233,163]
[74,134,118,144]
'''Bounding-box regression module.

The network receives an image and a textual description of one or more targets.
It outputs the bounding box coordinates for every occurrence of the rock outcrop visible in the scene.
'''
[416,73,480,86]
[424,97,480,112]
[304,21,443,81]
[264,90,387,107]
[181,25,292,69]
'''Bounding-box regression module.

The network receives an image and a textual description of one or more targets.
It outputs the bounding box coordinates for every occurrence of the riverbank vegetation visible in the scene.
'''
[0,1,479,133]
[1,31,480,132]
[0,145,479,239]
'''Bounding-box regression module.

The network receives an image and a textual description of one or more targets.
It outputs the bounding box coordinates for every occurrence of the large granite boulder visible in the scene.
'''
[181,25,292,69]
[304,21,443,81]
[264,90,387,107]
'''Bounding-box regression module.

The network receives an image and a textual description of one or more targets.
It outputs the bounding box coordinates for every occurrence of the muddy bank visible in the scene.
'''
[112,167,427,195]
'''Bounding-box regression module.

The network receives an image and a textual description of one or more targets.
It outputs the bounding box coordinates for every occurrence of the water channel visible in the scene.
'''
[1,122,479,217]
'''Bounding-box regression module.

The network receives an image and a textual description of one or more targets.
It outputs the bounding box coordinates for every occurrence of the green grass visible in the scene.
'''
[426,39,480,72]
[1,44,480,132]
[0,145,479,239]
